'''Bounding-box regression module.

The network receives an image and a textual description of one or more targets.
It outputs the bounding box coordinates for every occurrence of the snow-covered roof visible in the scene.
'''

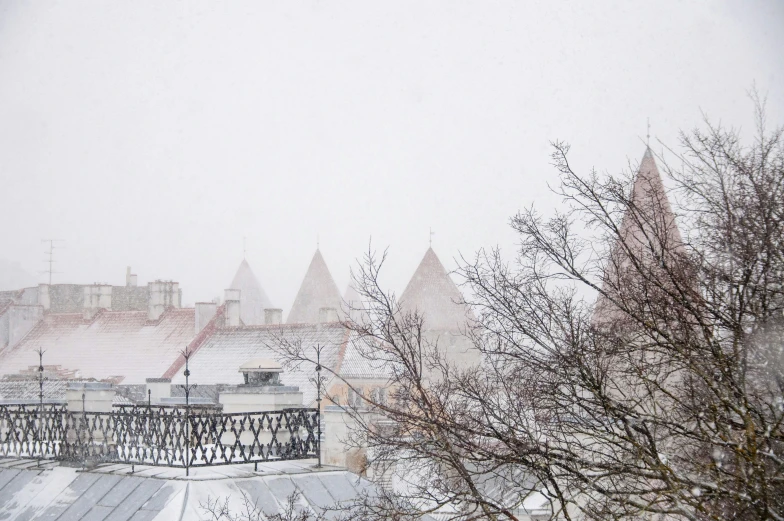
[229,259,273,325]
[0,458,376,521]
[0,308,196,385]
[338,335,394,380]
[168,322,351,406]
[399,248,472,333]
[287,250,343,324]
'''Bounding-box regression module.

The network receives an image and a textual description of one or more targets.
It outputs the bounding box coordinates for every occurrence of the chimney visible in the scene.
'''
[148,280,179,321]
[38,283,50,310]
[319,307,339,323]
[146,378,171,404]
[224,288,241,327]
[195,302,218,334]
[218,359,303,413]
[7,305,43,347]
[126,267,138,287]
[264,308,283,325]
[83,284,112,320]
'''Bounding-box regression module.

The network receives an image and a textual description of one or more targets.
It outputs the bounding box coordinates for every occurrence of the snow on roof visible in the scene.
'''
[230,259,273,325]
[0,308,196,385]
[399,247,472,332]
[0,379,67,403]
[170,322,351,406]
[338,335,395,380]
[287,250,343,324]
[0,459,377,521]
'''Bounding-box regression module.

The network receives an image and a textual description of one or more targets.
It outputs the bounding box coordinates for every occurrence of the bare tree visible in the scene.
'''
[273,100,784,521]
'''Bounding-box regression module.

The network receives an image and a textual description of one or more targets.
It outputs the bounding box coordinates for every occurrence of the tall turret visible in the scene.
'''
[287,250,342,324]
[594,147,684,324]
[400,247,478,367]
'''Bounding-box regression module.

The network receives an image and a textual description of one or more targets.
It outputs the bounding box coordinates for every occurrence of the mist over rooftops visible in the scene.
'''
[229,258,273,325]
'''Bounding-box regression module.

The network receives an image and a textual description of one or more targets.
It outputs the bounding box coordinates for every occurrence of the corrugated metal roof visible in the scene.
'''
[287,250,343,324]
[0,308,196,385]
[0,458,377,520]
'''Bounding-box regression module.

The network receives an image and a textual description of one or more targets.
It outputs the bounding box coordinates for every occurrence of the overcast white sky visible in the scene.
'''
[1,1,782,310]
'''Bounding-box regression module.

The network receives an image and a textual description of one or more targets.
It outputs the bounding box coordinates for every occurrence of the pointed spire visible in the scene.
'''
[594,147,682,323]
[622,146,681,246]
[399,247,471,332]
[229,259,273,325]
[287,250,342,324]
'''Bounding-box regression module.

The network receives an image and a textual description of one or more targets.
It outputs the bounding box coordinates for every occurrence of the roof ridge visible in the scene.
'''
[162,304,226,379]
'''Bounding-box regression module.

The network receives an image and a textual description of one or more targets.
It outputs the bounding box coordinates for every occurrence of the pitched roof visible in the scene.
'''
[399,247,471,332]
[287,250,343,324]
[0,308,196,385]
[169,322,351,406]
[230,259,273,325]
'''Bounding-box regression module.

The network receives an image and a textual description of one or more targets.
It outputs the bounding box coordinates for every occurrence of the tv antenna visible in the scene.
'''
[40,239,65,285]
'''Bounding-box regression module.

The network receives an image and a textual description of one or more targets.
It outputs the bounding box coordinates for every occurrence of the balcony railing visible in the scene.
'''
[0,403,319,468]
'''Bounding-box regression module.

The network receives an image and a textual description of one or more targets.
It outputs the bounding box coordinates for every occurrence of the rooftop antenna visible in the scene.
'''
[40,239,65,285]
[429,227,435,248]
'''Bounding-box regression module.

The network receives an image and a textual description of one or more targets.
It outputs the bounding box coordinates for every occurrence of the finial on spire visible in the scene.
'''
[243,236,247,260]
[429,227,435,248]
[317,234,320,250]
[646,118,650,148]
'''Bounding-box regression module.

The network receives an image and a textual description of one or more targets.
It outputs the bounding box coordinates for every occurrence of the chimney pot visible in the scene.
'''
[264,308,283,325]
[319,307,339,323]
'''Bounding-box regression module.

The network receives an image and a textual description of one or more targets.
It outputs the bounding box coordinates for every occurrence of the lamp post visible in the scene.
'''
[315,344,324,468]
[178,346,196,476]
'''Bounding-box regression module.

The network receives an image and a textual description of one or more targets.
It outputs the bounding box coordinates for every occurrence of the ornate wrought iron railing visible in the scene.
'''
[0,403,319,468]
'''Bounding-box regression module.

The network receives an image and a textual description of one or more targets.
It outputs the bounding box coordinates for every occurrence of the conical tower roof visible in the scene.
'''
[399,247,471,332]
[619,147,682,248]
[287,250,343,324]
[594,147,683,323]
[229,259,273,325]
[342,282,368,324]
